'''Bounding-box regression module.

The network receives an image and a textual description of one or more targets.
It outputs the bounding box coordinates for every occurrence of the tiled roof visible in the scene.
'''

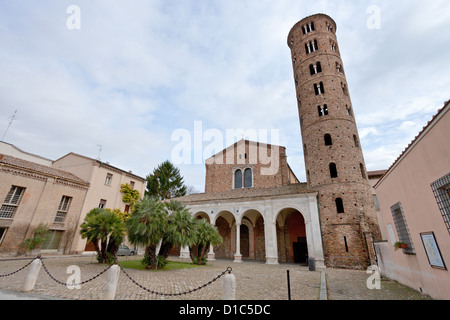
[174,183,315,204]
[0,154,89,185]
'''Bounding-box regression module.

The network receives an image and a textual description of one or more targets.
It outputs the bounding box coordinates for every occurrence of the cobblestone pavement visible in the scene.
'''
[0,255,432,300]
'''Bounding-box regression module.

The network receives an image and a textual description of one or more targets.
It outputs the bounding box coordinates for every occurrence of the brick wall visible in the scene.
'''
[288,14,381,268]
[205,140,295,193]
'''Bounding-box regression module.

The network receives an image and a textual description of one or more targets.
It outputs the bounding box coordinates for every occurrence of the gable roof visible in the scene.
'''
[54,152,145,182]
[205,139,285,163]
[0,153,89,186]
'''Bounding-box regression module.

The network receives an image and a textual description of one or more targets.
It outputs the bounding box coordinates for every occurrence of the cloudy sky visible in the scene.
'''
[1,0,449,192]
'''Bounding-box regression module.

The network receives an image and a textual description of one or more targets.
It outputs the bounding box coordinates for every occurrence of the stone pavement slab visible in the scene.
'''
[0,255,432,300]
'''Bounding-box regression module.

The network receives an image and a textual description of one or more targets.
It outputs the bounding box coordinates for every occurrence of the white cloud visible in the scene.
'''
[0,0,448,190]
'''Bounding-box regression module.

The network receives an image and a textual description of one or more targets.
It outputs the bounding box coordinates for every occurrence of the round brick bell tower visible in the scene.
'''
[288,14,381,268]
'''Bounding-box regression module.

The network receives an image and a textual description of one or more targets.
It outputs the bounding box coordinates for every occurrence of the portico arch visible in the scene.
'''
[213,210,235,259]
[276,208,308,264]
[237,209,266,261]
[193,211,210,223]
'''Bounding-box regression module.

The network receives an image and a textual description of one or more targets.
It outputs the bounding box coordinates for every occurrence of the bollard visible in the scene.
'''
[223,271,236,300]
[308,257,316,271]
[23,258,42,292]
[102,264,120,300]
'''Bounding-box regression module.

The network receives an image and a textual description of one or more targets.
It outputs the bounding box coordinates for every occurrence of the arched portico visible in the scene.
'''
[179,192,325,268]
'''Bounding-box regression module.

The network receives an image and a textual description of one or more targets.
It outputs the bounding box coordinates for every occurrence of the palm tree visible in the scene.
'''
[80,208,125,263]
[190,219,222,265]
[159,200,197,260]
[126,196,168,269]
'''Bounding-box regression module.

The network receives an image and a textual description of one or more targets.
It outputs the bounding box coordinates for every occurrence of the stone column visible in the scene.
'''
[207,244,216,261]
[233,223,242,262]
[179,246,190,259]
[264,221,279,265]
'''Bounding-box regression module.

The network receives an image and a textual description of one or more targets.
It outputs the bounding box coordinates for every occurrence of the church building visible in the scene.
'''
[176,14,382,269]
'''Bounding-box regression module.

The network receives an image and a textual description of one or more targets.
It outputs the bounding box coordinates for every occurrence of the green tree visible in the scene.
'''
[80,208,125,264]
[190,219,222,265]
[126,196,169,269]
[159,200,198,261]
[21,223,49,254]
[145,160,187,200]
[120,183,141,220]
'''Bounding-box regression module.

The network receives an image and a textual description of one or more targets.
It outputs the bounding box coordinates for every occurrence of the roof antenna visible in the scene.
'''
[97,144,102,161]
[1,110,17,142]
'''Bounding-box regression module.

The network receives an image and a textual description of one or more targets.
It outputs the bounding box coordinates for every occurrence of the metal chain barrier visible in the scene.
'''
[0,257,38,278]
[1,255,234,298]
[39,256,112,286]
[119,264,232,297]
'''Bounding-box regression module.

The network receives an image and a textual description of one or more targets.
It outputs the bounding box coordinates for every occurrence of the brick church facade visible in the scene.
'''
[176,14,381,269]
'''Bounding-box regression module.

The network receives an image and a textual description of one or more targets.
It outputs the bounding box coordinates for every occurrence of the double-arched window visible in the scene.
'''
[234,168,253,189]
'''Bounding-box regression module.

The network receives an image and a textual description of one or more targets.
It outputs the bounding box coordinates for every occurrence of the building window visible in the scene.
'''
[324,134,333,146]
[55,196,72,223]
[130,181,135,189]
[431,173,450,234]
[305,40,318,54]
[318,104,329,117]
[0,186,25,219]
[302,22,315,34]
[105,173,113,185]
[244,168,253,188]
[0,227,6,244]
[309,62,322,75]
[336,198,345,213]
[234,169,243,189]
[314,82,325,95]
[99,199,107,209]
[329,163,338,178]
[42,230,63,250]
[391,202,415,254]
[124,205,130,213]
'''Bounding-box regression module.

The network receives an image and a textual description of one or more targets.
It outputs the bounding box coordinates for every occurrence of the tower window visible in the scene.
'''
[234,169,242,189]
[347,105,353,117]
[324,134,333,146]
[302,22,315,34]
[336,198,345,213]
[305,40,318,54]
[342,82,348,96]
[336,62,344,74]
[331,41,337,52]
[314,82,325,95]
[326,22,334,32]
[344,236,349,252]
[309,62,322,75]
[353,135,359,148]
[318,104,329,117]
[329,163,338,178]
[360,163,367,179]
